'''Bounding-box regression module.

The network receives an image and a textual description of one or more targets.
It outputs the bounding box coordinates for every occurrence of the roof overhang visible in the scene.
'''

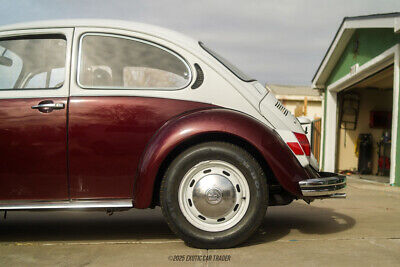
[275,95,322,102]
[312,13,400,89]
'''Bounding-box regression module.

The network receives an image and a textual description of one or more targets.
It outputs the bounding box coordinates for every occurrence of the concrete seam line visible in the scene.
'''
[0,240,184,247]
[2,237,400,247]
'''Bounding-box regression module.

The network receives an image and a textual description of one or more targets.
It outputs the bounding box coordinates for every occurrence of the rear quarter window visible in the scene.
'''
[78,33,191,90]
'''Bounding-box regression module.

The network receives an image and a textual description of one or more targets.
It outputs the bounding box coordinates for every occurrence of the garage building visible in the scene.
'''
[312,13,400,186]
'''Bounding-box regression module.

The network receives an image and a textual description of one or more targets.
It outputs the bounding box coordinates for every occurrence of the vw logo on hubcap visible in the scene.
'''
[205,188,222,205]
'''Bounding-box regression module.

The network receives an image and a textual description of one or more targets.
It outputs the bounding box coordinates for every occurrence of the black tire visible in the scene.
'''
[160,141,268,248]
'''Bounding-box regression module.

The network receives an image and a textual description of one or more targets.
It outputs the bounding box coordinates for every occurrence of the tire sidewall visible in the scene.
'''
[161,142,268,248]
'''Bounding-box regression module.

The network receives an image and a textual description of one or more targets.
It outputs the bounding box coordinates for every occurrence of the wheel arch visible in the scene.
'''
[133,108,308,209]
[150,132,278,207]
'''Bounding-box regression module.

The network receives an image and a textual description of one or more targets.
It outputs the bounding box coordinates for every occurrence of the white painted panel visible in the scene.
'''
[259,91,304,132]
[324,90,338,172]
[390,46,400,184]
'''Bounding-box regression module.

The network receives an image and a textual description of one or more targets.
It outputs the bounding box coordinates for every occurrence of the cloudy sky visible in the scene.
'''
[1,0,399,85]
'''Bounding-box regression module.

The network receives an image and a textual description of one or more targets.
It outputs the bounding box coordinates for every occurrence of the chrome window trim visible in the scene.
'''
[77,32,193,91]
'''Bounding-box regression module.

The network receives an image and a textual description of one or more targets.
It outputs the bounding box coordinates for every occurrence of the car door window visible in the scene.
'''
[25,72,47,88]
[24,67,65,89]
[0,35,66,90]
[78,33,191,90]
[0,47,22,89]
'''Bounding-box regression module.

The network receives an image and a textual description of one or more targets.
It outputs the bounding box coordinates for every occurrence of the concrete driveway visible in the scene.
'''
[0,176,399,266]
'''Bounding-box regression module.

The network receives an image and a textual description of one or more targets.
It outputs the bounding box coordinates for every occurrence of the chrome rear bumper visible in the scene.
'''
[299,172,346,198]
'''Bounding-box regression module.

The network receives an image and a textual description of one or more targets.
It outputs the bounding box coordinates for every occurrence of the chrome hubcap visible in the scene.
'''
[205,187,223,205]
[178,160,250,232]
[192,174,236,218]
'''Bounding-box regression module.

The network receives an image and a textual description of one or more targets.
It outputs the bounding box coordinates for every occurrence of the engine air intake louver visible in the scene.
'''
[274,101,289,116]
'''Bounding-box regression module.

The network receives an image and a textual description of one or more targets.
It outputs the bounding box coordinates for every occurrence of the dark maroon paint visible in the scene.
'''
[134,108,310,208]
[68,96,213,199]
[0,97,68,200]
[1,96,311,205]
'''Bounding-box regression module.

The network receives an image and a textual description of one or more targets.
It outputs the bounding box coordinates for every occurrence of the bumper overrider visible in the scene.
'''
[299,172,346,198]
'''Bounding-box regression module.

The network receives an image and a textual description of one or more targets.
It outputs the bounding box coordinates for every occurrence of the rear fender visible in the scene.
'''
[133,108,309,208]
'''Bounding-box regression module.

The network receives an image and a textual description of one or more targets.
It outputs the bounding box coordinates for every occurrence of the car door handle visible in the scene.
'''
[31,101,65,113]
[31,103,65,109]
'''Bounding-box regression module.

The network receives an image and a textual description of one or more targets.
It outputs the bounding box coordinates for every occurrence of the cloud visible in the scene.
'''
[0,0,399,85]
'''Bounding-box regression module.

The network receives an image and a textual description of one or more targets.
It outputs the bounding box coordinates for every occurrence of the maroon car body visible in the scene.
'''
[0,97,69,200]
[133,107,312,208]
[0,95,316,205]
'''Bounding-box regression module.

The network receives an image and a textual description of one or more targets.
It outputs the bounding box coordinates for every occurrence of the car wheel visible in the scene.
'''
[160,141,268,248]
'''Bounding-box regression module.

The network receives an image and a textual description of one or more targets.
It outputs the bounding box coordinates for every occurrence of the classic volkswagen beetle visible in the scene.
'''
[0,20,346,248]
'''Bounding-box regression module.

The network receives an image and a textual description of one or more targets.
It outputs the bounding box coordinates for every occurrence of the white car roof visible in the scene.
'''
[0,19,200,51]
